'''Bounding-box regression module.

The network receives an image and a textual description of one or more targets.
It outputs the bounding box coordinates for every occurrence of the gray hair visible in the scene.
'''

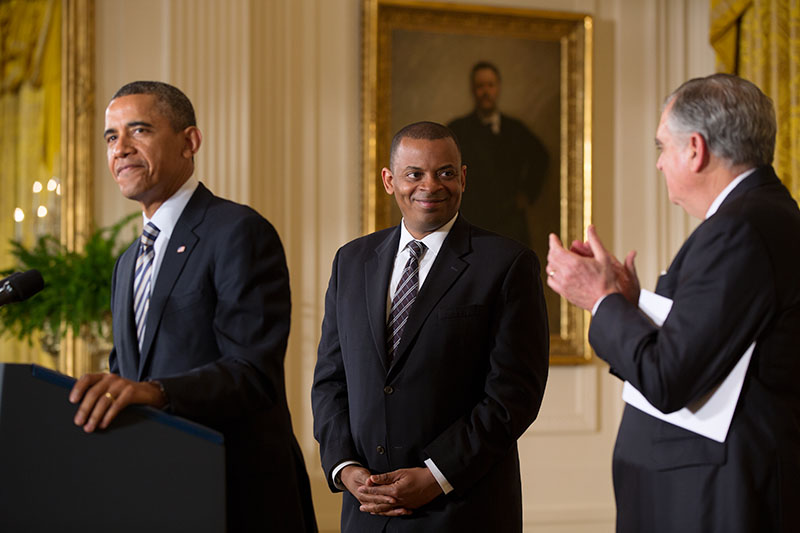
[664,73,776,167]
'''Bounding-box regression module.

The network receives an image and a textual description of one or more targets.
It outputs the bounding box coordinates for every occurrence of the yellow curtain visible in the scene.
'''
[0,0,61,367]
[710,0,800,201]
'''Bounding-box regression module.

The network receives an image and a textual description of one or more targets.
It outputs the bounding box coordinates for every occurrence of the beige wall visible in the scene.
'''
[94,0,713,530]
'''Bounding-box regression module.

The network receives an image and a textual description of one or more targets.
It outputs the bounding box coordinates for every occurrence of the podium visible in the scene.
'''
[0,364,225,532]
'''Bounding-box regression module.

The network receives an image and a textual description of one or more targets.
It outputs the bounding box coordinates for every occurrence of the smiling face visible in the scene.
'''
[381,137,466,239]
[104,94,201,217]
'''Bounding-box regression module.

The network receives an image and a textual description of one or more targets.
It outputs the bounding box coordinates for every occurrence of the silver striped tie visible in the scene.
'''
[133,222,160,352]
[386,240,426,363]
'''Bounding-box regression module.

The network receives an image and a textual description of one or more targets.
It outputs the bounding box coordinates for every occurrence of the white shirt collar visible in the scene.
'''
[479,111,501,134]
[705,168,756,219]
[143,177,199,239]
[397,212,459,257]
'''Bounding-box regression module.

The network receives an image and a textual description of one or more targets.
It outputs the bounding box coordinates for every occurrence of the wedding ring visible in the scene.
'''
[104,391,116,402]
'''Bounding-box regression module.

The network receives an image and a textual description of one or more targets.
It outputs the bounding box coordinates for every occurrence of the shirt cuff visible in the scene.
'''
[424,458,454,494]
[332,460,362,491]
[591,294,609,316]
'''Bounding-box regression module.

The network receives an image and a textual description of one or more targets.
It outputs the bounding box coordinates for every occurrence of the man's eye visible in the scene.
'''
[407,172,422,179]
[105,135,116,144]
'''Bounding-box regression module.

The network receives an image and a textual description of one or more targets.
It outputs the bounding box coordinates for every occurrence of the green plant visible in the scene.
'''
[0,213,139,351]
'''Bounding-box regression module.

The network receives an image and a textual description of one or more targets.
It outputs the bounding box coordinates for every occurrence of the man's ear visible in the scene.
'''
[380,167,395,195]
[688,132,709,172]
[183,126,202,158]
[461,165,467,192]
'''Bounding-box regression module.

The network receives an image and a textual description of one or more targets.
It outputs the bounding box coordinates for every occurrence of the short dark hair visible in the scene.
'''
[665,73,776,167]
[470,61,501,84]
[111,81,197,131]
[389,121,462,170]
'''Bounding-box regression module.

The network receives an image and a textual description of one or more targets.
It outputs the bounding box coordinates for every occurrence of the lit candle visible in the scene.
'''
[13,208,24,242]
[32,181,42,238]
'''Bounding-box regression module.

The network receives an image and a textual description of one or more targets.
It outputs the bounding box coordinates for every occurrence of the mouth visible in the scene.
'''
[414,197,446,209]
[115,163,144,177]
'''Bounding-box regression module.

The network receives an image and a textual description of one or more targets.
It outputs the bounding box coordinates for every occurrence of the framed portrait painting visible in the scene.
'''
[362,0,593,364]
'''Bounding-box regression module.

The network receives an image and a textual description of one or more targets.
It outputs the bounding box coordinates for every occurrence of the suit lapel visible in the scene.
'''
[137,184,210,379]
[390,217,470,372]
[365,228,400,373]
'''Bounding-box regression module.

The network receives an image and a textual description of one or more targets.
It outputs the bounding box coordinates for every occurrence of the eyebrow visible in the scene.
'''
[402,165,423,173]
[103,121,153,138]
[401,164,458,173]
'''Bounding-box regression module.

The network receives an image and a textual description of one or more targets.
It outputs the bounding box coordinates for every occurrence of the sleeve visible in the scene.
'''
[311,249,362,492]
[589,216,775,413]
[155,212,292,424]
[422,248,550,493]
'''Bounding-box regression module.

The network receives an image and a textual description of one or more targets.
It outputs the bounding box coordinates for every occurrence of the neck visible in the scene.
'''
[141,173,192,218]
[691,161,750,218]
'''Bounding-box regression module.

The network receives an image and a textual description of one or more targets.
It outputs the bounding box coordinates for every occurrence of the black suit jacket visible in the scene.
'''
[109,183,316,532]
[589,166,800,532]
[312,217,549,532]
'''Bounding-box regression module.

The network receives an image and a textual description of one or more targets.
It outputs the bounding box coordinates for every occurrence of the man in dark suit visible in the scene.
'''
[312,121,549,532]
[447,61,548,247]
[547,73,800,532]
[69,81,316,532]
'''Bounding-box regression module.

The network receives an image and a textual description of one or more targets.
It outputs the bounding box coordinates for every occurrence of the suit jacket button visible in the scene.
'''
[383,386,394,394]
[376,445,386,455]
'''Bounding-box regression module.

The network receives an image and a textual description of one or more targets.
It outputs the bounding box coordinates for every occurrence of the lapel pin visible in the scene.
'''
[177,245,186,254]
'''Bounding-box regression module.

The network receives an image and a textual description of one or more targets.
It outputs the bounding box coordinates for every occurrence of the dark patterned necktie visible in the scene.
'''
[386,240,426,362]
[133,222,160,352]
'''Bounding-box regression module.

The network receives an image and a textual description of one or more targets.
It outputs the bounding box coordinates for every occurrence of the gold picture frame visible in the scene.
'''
[61,0,95,377]
[362,0,593,364]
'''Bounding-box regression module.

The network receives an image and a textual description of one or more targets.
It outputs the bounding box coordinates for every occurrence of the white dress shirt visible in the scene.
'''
[141,177,198,295]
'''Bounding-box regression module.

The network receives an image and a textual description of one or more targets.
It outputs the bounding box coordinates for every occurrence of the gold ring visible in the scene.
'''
[104,391,115,402]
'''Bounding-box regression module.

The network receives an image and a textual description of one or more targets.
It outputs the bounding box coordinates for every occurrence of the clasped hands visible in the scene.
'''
[340,465,443,517]
[69,373,167,433]
[546,224,640,310]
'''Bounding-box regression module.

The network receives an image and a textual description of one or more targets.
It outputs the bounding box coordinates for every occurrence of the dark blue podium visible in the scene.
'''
[0,364,225,532]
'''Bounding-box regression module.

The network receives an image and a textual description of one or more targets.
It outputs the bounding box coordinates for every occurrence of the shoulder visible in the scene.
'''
[337,226,396,257]
[722,173,800,225]
[199,189,278,235]
[448,112,477,130]
[462,220,540,266]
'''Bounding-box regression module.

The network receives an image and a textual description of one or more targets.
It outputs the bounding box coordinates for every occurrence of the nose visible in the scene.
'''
[419,173,443,191]
[111,132,134,157]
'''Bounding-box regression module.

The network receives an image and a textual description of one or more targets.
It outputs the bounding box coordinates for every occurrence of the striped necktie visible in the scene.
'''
[386,240,426,363]
[133,222,160,352]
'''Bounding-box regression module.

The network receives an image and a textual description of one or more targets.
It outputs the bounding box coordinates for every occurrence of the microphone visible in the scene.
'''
[0,270,45,307]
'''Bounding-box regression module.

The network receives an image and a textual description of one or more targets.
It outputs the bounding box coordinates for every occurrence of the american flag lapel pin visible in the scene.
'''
[177,245,186,254]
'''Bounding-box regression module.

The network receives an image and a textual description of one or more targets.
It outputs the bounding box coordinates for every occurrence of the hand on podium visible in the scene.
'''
[69,373,168,433]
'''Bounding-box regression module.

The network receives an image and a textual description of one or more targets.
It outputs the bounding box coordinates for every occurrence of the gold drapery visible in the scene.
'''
[0,0,62,366]
[710,0,800,200]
